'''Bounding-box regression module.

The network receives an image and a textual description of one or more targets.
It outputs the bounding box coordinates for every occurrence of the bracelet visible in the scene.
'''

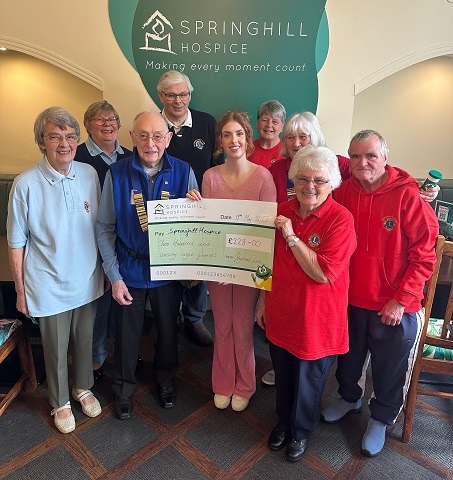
[285,234,296,242]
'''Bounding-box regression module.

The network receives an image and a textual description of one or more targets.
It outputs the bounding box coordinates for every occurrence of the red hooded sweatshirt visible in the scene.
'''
[334,165,438,313]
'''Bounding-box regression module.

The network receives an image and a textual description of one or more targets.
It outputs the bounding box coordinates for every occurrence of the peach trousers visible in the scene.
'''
[207,281,260,399]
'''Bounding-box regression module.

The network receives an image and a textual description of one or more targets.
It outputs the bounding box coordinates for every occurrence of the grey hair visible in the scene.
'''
[256,100,286,124]
[34,106,80,152]
[349,129,389,158]
[157,70,194,93]
[289,145,342,190]
[83,100,121,132]
[281,112,326,156]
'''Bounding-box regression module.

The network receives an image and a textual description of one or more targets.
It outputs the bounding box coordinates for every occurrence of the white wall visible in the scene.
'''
[319,0,453,157]
[351,56,453,179]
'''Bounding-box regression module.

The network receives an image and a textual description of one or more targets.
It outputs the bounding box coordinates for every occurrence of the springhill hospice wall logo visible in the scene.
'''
[140,10,176,55]
[109,0,329,121]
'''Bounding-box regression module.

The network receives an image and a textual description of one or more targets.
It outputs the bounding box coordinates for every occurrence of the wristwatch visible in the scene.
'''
[288,237,300,248]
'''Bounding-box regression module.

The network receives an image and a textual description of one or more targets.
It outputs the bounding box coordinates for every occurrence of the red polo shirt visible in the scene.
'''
[266,196,356,360]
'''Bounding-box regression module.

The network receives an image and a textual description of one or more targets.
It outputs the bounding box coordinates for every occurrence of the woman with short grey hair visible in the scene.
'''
[34,106,80,150]
[8,106,104,434]
[248,100,286,168]
[256,144,356,462]
[288,144,342,191]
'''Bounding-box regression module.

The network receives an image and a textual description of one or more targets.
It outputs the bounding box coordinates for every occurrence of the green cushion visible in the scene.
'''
[0,319,22,346]
[422,318,453,361]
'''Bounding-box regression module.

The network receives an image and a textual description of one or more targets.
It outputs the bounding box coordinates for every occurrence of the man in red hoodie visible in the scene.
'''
[320,129,439,457]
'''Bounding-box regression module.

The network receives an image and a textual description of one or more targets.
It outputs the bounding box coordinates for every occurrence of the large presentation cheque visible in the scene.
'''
[147,198,277,290]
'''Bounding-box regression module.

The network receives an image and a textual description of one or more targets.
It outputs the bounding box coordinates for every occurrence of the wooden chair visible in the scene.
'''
[402,235,453,442]
[0,320,37,416]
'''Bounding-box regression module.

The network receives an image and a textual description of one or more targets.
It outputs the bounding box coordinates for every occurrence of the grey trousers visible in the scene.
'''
[39,300,97,408]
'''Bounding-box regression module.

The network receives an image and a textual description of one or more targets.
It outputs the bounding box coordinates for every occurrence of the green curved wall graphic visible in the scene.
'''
[109,0,329,119]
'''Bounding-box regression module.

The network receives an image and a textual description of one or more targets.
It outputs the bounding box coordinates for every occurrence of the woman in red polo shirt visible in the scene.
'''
[256,145,356,462]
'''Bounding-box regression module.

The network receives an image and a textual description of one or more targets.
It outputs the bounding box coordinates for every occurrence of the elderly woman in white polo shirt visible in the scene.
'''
[7,106,104,434]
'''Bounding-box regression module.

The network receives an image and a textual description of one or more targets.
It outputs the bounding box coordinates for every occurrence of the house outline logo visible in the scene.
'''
[140,10,176,55]
[154,203,165,215]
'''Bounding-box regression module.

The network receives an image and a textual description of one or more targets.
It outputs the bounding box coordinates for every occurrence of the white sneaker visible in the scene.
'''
[214,394,231,409]
[51,401,75,434]
[262,369,275,386]
[231,395,249,412]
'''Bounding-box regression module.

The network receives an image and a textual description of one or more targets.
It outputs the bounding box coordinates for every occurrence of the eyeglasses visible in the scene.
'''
[92,116,118,126]
[44,133,79,143]
[294,176,330,187]
[161,92,190,101]
[133,132,169,143]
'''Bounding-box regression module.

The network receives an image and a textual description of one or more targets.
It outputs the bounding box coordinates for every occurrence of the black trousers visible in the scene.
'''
[270,341,335,441]
[336,305,419,425]
[112,281,183,397]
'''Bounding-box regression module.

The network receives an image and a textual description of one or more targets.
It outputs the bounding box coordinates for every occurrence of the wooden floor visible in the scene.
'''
[1,317,452,480]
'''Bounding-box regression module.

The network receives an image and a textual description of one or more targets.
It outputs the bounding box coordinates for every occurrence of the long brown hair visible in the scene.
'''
[214,111,255,158]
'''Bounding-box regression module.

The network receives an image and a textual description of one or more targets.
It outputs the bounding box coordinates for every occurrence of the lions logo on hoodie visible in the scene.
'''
[383,216,397,231]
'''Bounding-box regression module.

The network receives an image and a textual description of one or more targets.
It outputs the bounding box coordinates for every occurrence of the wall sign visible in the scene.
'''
[109,0,329,120]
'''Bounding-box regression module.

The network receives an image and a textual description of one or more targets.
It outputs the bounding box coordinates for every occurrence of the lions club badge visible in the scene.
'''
[383,216,397,231]
[308,233,320,248]
[194,139,205,150]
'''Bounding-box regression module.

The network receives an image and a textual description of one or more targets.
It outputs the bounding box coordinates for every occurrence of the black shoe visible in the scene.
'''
[159,385,177,409]
[136,355,143,371]
[114,396,133,420]
[286,438,308,462]
[186,323,213,346]
[93,366,103,382]
[268,426,290,451]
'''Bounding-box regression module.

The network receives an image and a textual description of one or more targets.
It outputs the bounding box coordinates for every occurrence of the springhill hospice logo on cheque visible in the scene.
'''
[109,0,329,119]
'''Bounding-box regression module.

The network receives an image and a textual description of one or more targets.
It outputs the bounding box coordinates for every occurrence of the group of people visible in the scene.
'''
[6,70,217,433]
[6,70,440,464]
[249,100,438,460]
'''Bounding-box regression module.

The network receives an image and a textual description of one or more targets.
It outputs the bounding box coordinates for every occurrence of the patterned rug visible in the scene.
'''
[0,312,452,480]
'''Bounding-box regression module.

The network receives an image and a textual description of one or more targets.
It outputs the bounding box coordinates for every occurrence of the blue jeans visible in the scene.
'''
[181,280,207,327]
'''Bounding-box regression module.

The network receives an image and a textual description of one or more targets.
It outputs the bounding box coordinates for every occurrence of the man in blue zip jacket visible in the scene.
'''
[96,111,198,418]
